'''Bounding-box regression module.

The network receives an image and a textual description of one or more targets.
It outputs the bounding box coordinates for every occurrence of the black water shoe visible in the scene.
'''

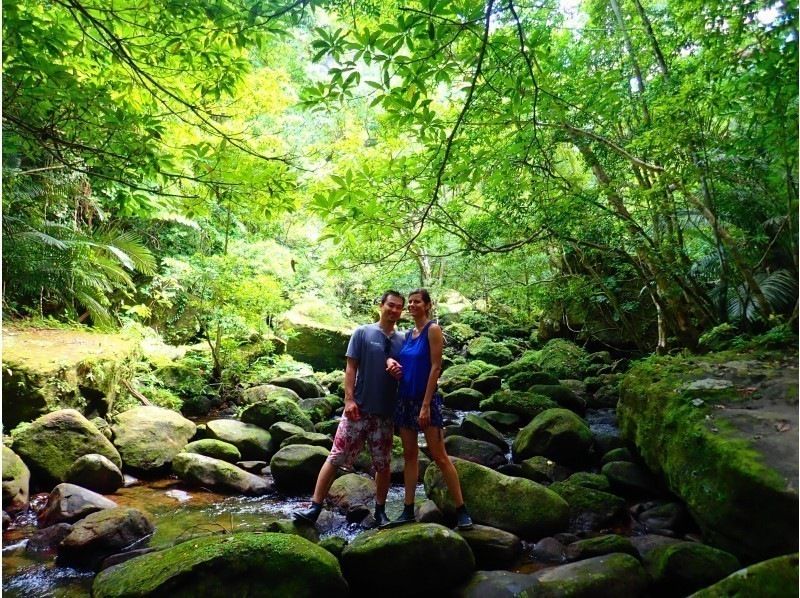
[381,504,416,529]
[293,502,322,524]
[374,504,390,528]
[455,505,473,530]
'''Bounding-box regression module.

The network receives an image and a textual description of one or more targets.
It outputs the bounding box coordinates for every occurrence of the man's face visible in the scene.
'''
[380,295,405,322]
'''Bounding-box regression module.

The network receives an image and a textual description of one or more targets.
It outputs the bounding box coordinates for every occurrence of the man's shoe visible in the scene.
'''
[381,505,416,529]
[374,509,391,528]
[293,503,322,524]
[455,509,473,530]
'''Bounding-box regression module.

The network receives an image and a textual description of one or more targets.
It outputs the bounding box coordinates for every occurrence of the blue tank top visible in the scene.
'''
[398,321,435,399]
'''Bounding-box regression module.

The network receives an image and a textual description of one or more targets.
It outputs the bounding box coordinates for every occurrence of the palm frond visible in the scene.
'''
[72,289,114,328]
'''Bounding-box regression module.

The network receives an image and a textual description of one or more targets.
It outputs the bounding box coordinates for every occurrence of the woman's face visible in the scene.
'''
[407,293,430,317]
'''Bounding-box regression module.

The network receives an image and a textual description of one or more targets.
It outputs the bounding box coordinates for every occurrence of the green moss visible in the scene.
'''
[479,391,556,420]
[184,439,241,463]
[532,339,589,379]
[439,360,497,392]
[690,553,798,597]
[92,532,347,598]
[240,397,314,431]
[507,370,559,389]
[466,337,514,366]
[646,542,740,594]
[566,534,638,559]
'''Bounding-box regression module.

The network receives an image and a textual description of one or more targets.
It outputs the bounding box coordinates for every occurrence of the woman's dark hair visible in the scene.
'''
[380,290,405,306]
[408,288,433,317]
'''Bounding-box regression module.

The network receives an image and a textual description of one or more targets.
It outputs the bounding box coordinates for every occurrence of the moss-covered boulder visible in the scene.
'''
[465,337,514,366]
[443,322,478,347]
[470,374,502,395]
[460,413,508,451]
[12,409,122,487]
[688,553,798,597]
[618,351,798,562]
[92,532,348,597]
[240,398,315,432]
[328,473,376,512]
[519,456,571,484]
[528,384,586,414]
[298,396,340,423]
[439,360,497,393]
[425,458,568,538]
[269,375,325,399]
[512,408,593,467]
[281,431,333,450]
[456,524,523,569]
[183,439,241,463]
[205,419,271,460]
[172,452,270,495]
[38,482,117,527]
[549,481,628,531]
[507,370,560,390]
[643,541,740,596]
[565,534,639,561]
[242,384,301,404]
[564,472,611,491]
[2,446,30,510]
[444,435,507,469]
[480,410,521,432]
[65,454,124,494]
[111,406,196,473]
[268,421,307,447]
[443,388,484,410]
[480,390,557,421]
[531,552,649,596]
[531,339,589,379]
[58,507,154,569]
[601,460,659,496]
[341,523,474,594]
[281,314,352,373]
[270,444,329,494]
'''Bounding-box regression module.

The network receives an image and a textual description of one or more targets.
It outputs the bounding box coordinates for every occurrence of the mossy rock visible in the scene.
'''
[205,419,271,461]
[442,388,484,410]
[527,384,586,414]
[172,452,270,495]
[512,408,593,467]
[507,370,560,390]
[183,439,241,463]
[689,553,798,597]
[314,419,340,437]
[531,552,649,596]
[280,315,353,373]
[479,391,557,421]
[460,413,508,451]
[318,370,345,396]
[549,481,628,531]
[465,337,514,366]
[240,398,315,432]
[280,432,333,450]
[298,396,340,423]
[480,411,521,432]
[601,460,659,496]
[565,534,639,561]
[456,524,523,569]
[439,360,497,393]
[443,322,478,347]
[319,536,348,559]
[519,456,571,484]
[269,444,329,494]
[494,350,542,379]
[424,457,569,539]
[12,409,122,488]
[2,446,30,510]
[618,350,798,562]
[153,363,208,399]
[65,454,124,494]
[644,541,740,596]
[601,447,634,465]
[444,435,507,469]
[470,374,502,395]
[564,472,611,491]
[111,406,196,473]
[92,532,348,597]
[341,523,474,595]
[532,339,589,379]
[241,384,301,404]
[269,375,325,399]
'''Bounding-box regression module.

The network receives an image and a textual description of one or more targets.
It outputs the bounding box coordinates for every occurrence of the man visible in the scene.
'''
[294,290,405,526]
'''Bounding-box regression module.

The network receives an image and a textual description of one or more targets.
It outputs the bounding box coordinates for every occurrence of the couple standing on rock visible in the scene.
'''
[294,289,473,530]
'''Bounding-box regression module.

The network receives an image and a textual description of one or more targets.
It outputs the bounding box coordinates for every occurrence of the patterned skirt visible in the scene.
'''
[394,393,444,431]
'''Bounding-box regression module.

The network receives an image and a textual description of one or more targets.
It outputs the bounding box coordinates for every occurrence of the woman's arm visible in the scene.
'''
[418,324,443,428]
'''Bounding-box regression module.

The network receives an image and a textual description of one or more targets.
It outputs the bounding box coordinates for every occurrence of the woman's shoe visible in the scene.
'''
[455,508,473,530]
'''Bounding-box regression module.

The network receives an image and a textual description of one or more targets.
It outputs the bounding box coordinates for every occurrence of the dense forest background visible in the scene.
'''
[3,0,797,377]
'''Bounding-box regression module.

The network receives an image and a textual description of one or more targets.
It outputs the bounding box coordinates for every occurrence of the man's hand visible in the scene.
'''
[386,358,403,381]
[417,403,431,429]
[343,399,361,421]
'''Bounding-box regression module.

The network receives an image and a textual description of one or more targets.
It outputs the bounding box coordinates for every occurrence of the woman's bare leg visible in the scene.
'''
[423,426,464,506]
[399,427,419,505]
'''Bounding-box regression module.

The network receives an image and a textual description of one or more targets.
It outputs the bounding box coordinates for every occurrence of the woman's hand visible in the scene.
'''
[386,358,403,381]
[417,403,431,429]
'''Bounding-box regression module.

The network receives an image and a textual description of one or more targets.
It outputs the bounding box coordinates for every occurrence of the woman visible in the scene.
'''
[387,288,473,529]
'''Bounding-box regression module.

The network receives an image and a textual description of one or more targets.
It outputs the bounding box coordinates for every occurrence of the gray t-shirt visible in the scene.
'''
[346,323,405,417]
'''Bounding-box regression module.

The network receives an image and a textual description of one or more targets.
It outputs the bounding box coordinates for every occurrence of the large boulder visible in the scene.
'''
[456,524,523,569]
[65,454,124,494]
[548,481,628,532]
[528,384,586,414]
[618,351,799,562]
[689,553,799,597]
[172,453,270,495]
[439,361,497,393]
[531,339,589,379]
[12,409,122,487]
[507,370,560,389]
[93,532,348,597]
[328,473,376,512]
[465,337,514,366]
[281,314,352,373]
[424,458,569,539]
[242,384,301,404]
[269,376,325,399]
[240,398,315,432]
[205,419,271,460]
[270,444,329,494]
[111,406,196,473]
[460,414,508,451]
[183,439,241,463]
[39,482,117,527]
[643,541,740,596]
[479,391,557,421]
[298,396,340,423]
[444,436,507,469]
[342,523,474,595]
[531,552,649,596]
[58,507,154,569]
[2,446,30,511]
[281,432,333,450]
[512,408,593,467]
[443,388,484,410]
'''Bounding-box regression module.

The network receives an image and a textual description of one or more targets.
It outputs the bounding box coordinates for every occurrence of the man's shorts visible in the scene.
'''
[327,413,394,471]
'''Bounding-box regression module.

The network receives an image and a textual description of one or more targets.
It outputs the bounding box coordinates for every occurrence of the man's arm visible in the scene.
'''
[343,356,360,420]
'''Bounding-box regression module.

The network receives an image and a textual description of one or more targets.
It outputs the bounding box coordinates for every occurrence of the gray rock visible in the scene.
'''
[512,408,593,468]
[280,431,333,450]
[2,446,30,511]
[328,473,376,512]
[416,499,445,524]
[206,419,271,460]
[242,384,301,404]
[532,552,649,596]
[601,461,659,496]
[172,452,270,495]
[548,481,627,532]
[65,454,123,494]
[269,375,324,399]
[183,439,241,463]
[111,406,196,472]
[444,435,507,469]
[456,524,523,569]
[532,536,565,563]
[26,522,73,553]
[58,507,154,569]
[460,414,508,451]
[456,570,542,597]
[519,456,571,484]
[270,444,329,494]
[480,411,521,432]
[38,483,117,527]
[443,388,485,410]
[564,534,639,561]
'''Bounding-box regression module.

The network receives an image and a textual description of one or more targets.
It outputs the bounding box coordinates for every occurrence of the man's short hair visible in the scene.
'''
[380,290,405,306]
